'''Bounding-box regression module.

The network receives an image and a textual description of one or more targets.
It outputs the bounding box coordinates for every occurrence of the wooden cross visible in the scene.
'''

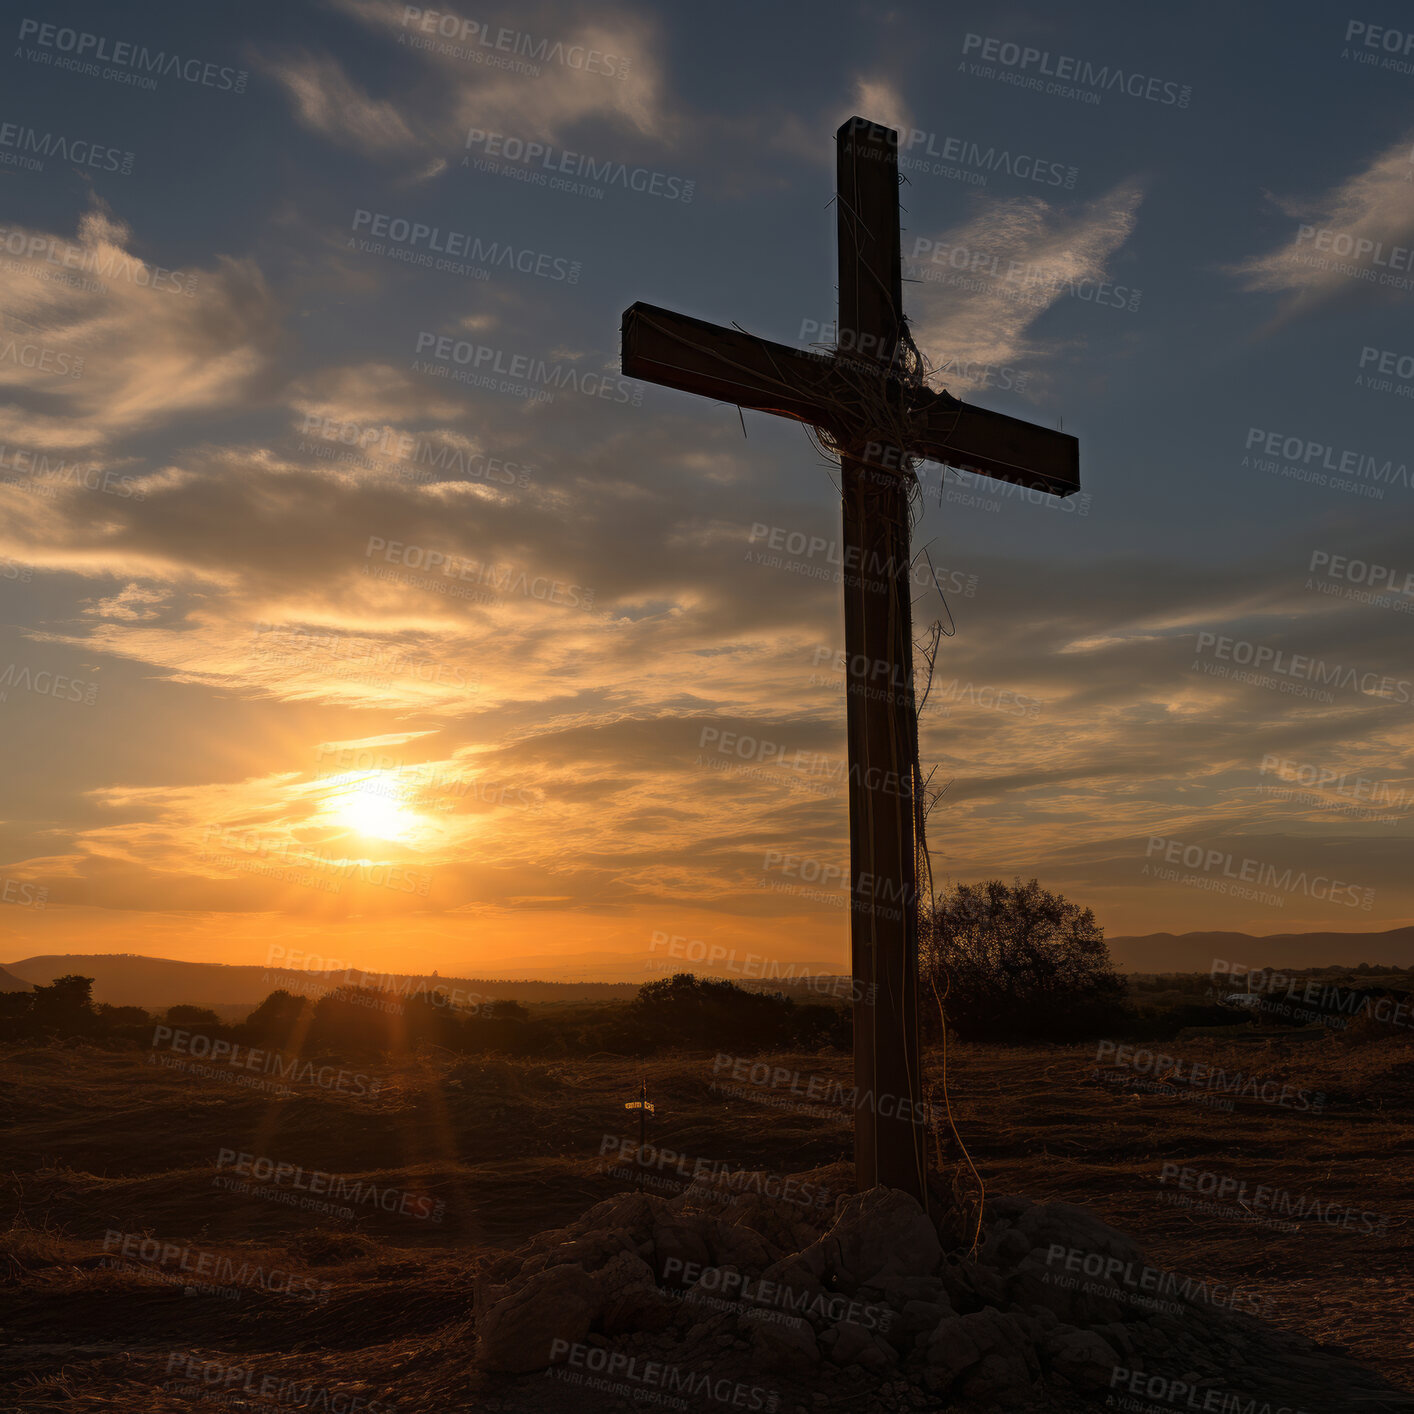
[620,117,1080,1207]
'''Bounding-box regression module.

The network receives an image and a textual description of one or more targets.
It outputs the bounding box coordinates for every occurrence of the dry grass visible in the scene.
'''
[1,1028,1410,1410]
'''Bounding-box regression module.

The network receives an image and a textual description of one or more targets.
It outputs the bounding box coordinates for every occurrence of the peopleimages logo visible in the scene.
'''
[1143,835,1375,910]
[660,1255,895,1331]
[1042,1243,1272,1319]
[1308,549,1414,598]
[0,226,199,296]
[1109,1367,1308,1414]
[412,332,644,405]
[710,1054,937,1126]
[1192,629,1414,708]
[855,120,1077,189]
[548,1340,777,1412]
[1158,1162,1390,1236]
[907,238,1142,312]
[1093,1039,1326,1113]
[349,209,580,283]
[960,32,1192,107]
[596,1135,833,1210]
[362,535,595,610]
[1245,427,1410,485]
[150,1026,386,1096]
[102,1231,330,1303]
[464,129,693,202]
[0,326,84,377]
[400,8,631,80]
[162,1353,397,1412]
[1259,753,1412,815]
[0,661,100,705]
[297,415,533,489]
[214,1148,445,1222]
[16,19,248,92]
[0,120,134,174]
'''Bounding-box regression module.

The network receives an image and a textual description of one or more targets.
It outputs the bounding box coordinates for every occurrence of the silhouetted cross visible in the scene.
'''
[621,116,1080,1207]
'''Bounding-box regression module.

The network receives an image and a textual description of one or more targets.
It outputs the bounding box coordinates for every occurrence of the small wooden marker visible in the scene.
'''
[625,1078,655,1189]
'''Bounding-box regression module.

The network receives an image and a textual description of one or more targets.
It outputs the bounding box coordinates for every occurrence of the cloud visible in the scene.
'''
[85,583,170,622]
[259,51,417,152]
[261,1,671,160]
[849,76,911,135]
[907,181,1144,389]
[0,206,281,450]
[1231,136,1414,316]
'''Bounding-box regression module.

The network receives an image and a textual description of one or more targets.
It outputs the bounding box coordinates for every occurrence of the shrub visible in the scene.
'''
[921,879,1126,1043]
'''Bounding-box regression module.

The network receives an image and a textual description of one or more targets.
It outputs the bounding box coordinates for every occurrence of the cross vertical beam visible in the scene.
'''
[836,119,927,1206]
[620,113,1082,1213]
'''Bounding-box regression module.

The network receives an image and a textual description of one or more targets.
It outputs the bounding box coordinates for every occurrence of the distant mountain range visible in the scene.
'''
[0,964,33,993]
[4,931,1413,1010]
[1106,926,1414,974]
[0,955,645,1009]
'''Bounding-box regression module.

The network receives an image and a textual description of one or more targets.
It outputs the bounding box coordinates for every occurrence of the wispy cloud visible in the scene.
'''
[908,181,1144,388]
[261,0,671,160]
[0,206,279,449]
[849,76,910,135]
[260,50,418,152]
[1232,135,1414,316]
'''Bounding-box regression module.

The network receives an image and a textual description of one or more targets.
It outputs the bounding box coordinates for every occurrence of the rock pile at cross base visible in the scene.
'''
[470,1166,1408,1413]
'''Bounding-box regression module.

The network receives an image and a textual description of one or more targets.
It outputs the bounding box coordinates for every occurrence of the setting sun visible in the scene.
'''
[320,773,423,843]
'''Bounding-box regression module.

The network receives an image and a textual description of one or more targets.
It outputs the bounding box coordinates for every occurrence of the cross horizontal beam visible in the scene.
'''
[621,301,1079,496]
[909,390,1080,497]
[621,302,837,429]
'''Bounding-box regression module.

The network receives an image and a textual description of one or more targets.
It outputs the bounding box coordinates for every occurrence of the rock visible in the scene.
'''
[537,1229,638,1275]
[592,1248,656,1298]
[757,1249,830,1317]
[593,1251,673,1336]
[575,1191,671,1240]
[1015,1201,1147,1271]
[1042,1325,1121,1393]
[978,1223,1032,1268]
[893,1299,952,1341]
[475,1263,601,1373]
[937,1257,1007,1313]
[879,1274,946,1305]
[652,1218,715,1279]
[817,1187,942,1291]
[704,1219,778,1274]
[750,1314,821,1374]
[465,1176,1411,1413]
[711,1187,833,1253]
[923,1308,1039,1399]
[984,1194,1032,1222]
[822,1319,897,1371]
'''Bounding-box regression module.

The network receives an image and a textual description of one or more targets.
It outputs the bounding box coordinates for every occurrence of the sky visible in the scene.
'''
[0,0,1411,979]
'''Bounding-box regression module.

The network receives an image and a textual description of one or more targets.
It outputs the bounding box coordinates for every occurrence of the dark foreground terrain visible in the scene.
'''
[1,1026,1411,1411]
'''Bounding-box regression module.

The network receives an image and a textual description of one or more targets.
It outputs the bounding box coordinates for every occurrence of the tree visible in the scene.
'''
[29,974,96,1036]
[482,1000,529,1022]
[242,990,311,1045]
[624,973,839,1053]
[94,1003,152,1031]
[920,879,1125,1042]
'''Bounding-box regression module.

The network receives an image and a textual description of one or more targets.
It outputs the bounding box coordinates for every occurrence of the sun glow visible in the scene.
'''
[319,772,423,842]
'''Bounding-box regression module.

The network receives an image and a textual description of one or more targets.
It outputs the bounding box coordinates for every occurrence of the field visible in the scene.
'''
[2,1025,1412,1411]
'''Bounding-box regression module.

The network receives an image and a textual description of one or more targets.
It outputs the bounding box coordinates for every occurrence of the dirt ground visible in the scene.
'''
[1,1027,1411,1411]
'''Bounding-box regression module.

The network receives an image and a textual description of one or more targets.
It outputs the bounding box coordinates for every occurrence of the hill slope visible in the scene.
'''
[1107,925,1414,973]
[0,955,642,1009]
[0,963,33,992]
